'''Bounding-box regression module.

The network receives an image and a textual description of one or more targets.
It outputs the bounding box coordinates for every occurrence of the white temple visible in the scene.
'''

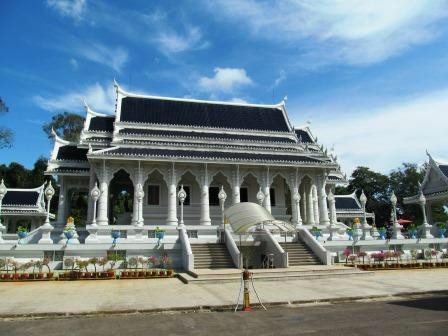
[0,82,446,272]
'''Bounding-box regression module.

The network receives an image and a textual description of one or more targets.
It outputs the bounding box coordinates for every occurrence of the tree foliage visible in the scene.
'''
[42,112,84,142]
[342,163,448,226]
[0,97,13,149]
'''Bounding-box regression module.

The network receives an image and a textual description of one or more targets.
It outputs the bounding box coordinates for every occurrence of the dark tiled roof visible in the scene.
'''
[119,128,296,143]
[88,116,114,132]
[3,191,39,206]
[328,175,343,181]
[56,146,88,161]
[335,197,360,210]
[97,147,322,164]
[439,164,448,178]
[120,97,290,132]
[295,129,313,143]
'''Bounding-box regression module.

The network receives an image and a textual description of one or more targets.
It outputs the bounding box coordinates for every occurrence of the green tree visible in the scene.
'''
[42,112,84,142]
[0,97,13,149]
[345,166,391,226]
[389,163,425,223]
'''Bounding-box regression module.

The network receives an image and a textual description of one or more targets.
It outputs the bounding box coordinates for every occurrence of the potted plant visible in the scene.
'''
[0,259,5,280]
[42,258,53,279]
[148,255,158,276]
[63,258,78,279]
[137,257,146,277]
[408,223,418,239]
[89,257,99,278]
[357,251,367,265]
[155,227,165,246]
[410,250,419,268]
[310,226,322,240]
[98,257,108,277]
[342,248,351,265]
[346,227,354,240]
[107,253,121,278]
[437,223,447,238]
[377,227,387,240]
[16,226,28,243]
[127,257,138,277]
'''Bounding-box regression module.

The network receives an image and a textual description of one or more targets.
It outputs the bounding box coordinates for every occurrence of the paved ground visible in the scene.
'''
[0,269,447,316]
[0,294,447,336]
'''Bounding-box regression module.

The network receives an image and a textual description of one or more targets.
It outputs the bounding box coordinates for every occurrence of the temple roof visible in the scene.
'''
[439,164,448,178]
[118,128,297,144]
[119,96,290,132]
[334,194,361,210]
[294,129,314,143]
[3,190,40,207]
[88,116,114,132]
[56,145,88,161]
[90,147,325,165]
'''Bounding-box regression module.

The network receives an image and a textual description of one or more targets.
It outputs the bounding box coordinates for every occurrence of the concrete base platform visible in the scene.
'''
[178,265,372,284]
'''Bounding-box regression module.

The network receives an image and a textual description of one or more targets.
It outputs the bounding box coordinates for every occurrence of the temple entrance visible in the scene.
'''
[67,189,88,227]
[109,169,134,225]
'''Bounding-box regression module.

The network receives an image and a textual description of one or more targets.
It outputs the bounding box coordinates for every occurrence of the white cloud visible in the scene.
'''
[207,0,448,66]
[272,70,286,88]
[69,58,78,69]
[301,89,448,174]
[47,0,86,21]
[75,42,128,72]
[33,82,116,113]
[198,68,253,93]
[229,97,249,104]
[154,26,209,54]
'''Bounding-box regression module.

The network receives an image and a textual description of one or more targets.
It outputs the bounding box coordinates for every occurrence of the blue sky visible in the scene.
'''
[1,0,448,174]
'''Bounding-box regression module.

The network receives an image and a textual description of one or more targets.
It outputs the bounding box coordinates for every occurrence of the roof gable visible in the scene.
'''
[335,196,361,210]
[119,96,290,132]
[3,190,40,207]
[89,116,114,132]
[56,145,88,161]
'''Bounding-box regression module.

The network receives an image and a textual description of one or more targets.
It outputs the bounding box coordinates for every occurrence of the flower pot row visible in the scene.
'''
[58,271,116,280]
[0,272,54,281]
[119,269,174,279]
[350,262,448,271]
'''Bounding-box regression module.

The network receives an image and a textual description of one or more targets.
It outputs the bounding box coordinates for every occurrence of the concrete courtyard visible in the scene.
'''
[0,269,447,317]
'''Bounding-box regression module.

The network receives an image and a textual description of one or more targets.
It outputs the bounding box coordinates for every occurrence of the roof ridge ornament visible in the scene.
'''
[51,128,71,145]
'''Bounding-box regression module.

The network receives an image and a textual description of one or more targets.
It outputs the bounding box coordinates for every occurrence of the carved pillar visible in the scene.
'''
[166,163,178,226]
[312,185,319,224]
[289,169,303,227]
[56,176,67,227]
[232,165,241,204]
[301,187,307,224]
[306,183,315,226]
[316,174,330,226]
[86,170,96,225]
[262,167,272,213]
[96,162,110,226]
[200,164,211,225]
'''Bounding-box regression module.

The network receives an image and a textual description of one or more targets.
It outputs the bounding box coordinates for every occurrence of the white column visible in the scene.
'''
[291,187,298,226]
[307,184,315,226]
[56,176,67,227]
[301,187,307,224]
[317,175,330,226]
[263,167,271,213]
[419,192,433,238]
[200,166,211,225]
[166,164,178,226]
[312,185,319,224]
[97,179,109,225]
[232,165,241,204]
[86,170,96,225]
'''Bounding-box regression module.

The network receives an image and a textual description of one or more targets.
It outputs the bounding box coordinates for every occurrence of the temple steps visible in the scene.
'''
[191,243,236,269]
[280,242,321,266]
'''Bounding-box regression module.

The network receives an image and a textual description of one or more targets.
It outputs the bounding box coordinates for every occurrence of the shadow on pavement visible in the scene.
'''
[388,295,448,312]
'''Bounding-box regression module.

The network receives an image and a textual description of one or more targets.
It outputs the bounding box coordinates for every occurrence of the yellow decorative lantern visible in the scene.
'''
[353,217,361,227]
[66,216,75,226]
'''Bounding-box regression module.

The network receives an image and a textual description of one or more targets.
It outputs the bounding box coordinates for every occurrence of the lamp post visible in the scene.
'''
[38,181,55,244]
[256,187,265,206]
[218,186,227,229]
[293,192,301,227]
[0,179,7,243]
[390,191,404,239]
[44,181,55,226]
[359,190,372,240]
[418,191,433,238]
[90,183,100,226]
[177,185,187,228]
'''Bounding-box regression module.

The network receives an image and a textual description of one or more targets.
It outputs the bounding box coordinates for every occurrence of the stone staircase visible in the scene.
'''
[280,241,321,266]
[191,243,236,269]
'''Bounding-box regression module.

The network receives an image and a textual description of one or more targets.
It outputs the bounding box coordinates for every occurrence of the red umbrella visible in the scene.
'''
[397,219,412,225]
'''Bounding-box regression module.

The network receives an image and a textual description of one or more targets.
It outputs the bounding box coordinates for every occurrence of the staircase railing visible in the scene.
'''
[178,227,194,272]
[224,228,242,269]
[298,227,332,265]
[260,228,288,268]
